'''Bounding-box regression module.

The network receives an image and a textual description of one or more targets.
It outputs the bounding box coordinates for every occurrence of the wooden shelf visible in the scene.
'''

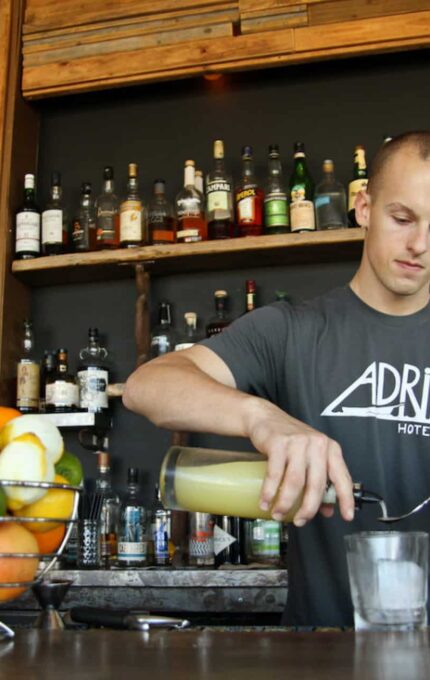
[11,228,364,286]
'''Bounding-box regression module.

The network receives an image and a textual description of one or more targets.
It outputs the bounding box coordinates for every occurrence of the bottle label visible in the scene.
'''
[213,524,236,557]
[188,515,214,559]
[151,336,172,355]
[120,200,142,242]
[17,361,40,409]
[77,367,109,410]
[290,200,315,232]
[42,209,63,244]
[176,229,201,243]
[252,520,280,558]
[16,212,40,253]
[117,541,147,560]
[176,197,201,218]
[150,229,175,243]
[348,178,368,211]
[152,518,170,561]
[207,181,231,217]
[264,195,289,228]
[46,380,79,407]
[174,342,194,351]
[236,188,257,223]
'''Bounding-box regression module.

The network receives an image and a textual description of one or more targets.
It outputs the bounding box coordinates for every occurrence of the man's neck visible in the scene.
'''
[349,271,430,316]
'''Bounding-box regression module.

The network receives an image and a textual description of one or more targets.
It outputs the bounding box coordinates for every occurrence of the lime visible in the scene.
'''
[55,450,83,486]
[0,487,6,516]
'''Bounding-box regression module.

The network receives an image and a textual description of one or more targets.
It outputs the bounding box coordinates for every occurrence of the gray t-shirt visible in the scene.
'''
[201,285,430,626]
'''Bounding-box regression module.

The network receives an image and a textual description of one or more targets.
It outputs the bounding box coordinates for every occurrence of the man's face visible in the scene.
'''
[356,146,430,307]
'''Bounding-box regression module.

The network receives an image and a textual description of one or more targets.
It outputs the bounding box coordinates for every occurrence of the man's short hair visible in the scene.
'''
[368,131,430,196]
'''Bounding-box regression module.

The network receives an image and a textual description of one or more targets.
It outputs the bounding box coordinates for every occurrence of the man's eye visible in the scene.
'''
[393,215,410,225]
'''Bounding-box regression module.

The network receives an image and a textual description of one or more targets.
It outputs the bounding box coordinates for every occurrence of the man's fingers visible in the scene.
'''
[269,451,307,520]
[327,442,354,521]
[292,444,328,526]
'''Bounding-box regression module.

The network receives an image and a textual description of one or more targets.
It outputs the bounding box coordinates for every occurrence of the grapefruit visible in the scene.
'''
[0,523,38,601]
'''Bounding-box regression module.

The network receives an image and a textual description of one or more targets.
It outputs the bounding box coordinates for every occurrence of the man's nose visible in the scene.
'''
[407,225,429,256]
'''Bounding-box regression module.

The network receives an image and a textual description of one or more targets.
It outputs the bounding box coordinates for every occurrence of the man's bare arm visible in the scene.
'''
[123,345,355,525]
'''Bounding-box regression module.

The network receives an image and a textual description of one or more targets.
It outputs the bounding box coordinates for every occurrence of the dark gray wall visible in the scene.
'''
[31,49,430,500]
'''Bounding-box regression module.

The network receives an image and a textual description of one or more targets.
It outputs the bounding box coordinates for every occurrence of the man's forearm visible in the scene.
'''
[122,353,259,437]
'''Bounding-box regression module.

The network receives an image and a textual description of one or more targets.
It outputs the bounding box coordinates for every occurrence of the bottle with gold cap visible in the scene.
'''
[120,162,145,247]
[175,160,207,243]
[347,145,368,228]
[96,447,120,568]
[206,139,234,239]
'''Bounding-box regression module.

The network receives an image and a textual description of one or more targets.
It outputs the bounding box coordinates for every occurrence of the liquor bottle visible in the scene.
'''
[348,145,368,228]
[174,312,199,351]
[264,144,289,234]
[117,468,149,567]
[244,279,257,313]
[250,519,281,566]
[16,319,40,413]
[289,142,315,233]
[194,170,205,198]
[314,159,347,230]
[235,145,264,237]
[95,166,120,249]
[45,348,79,413]
[41,171,67,255]
[214,515,243,567]
[175,160,207,243]
[77,328,110,413]
[150,301,176,358]
[148,179,176,244]
[188,512,214,567]
[206,140,234,240]
[96,450,120,567]
[206,290,231,337]
[39,350,56,413]
[151,483,173,566]
[71,182,97,252]
[15,173,40,260]
[120,163,145,247]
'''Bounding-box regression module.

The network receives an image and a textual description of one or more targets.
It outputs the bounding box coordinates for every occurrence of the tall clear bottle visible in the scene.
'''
[206,140,234,240]
[289,142,315,233]
[148,179,176,244]
[348,145,368,227]
[151,484,173,566]
[235,145,263,237]
[40,350,56,413]
[264,145,289,234]
[15,173,40,260]
[96,166,120,249]
[314,159,347,230]
[120,163,145,247]
[71,182,96,252]
[77,328,110,413]
[42,171,67,255]
[175,160,207,243]
[117,468,149,567]
[96,450,120,568]
[16,319,40,413]
[150,301,176,358]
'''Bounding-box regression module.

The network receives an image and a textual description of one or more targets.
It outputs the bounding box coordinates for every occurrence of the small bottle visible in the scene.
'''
[175,160,207,243]
[117,468,149,567]
[206,290,231,337]
[96,450,120,568]
[15,173,40,260]
[77,328,110,413]
[95,166,120,249]
[151,484,173,567]
[39,350,56,413]
[150,301,176,358]
[206,140,234,240]
[188,512,214,567]
[264,144,289,234]
[235,145,264,237]
[42,171,67,255]
[194,170,205,199]
[45,348,79,413]
[71,182,96,252]
[120,163,145,247]
[289,142,315,233]
[16,319,40,413]
[250,519,281,566]
[348,145,368,228]
[148,179,176,244]
[314,159,347,230]
[244,279,257,314]
[174,312,199,351]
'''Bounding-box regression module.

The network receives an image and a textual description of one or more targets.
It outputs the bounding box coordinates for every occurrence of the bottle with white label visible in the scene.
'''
[348,145,368,228]
[120,163,145,247]
[77,328,110,413]
[15,173,40,260]
[16,319,40,413]
[42,171,67,255]
[206,140,234,240]
[175,160,207,243]
[117,468,149,567]
[45,348,79,413]
[289,142,315,233]
[95,166,120,249]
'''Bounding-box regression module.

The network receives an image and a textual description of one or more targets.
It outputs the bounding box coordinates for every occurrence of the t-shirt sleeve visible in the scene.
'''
[199,304,289,404]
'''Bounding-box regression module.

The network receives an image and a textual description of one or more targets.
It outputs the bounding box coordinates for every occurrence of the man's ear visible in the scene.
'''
[354,190,371,230]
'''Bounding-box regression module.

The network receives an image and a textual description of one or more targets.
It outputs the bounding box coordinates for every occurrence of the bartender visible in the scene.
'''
[123,131,430,626]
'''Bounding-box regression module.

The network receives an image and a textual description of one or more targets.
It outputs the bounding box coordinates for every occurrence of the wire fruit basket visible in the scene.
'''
[0,479,81,640]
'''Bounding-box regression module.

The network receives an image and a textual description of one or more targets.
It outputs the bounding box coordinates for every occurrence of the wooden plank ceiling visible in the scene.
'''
[22,0,430,97]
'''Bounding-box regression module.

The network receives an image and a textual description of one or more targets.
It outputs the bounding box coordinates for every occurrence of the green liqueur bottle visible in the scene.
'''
[264,144,289,234]
[289,142,315,233]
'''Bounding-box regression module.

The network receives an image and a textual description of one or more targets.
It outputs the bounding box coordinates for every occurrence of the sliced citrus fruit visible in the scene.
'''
[0,414,63,464]
[0,433,54,510]
[16,474,75,533]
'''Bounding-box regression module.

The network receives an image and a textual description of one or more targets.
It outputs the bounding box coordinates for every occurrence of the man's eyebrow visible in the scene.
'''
[385,202,416,215]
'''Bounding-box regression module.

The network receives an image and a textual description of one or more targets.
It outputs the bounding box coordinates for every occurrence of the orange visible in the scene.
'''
[0,407,21,430]
[0,522,38,602]
[15,474,75,533]
[34,524,66,555]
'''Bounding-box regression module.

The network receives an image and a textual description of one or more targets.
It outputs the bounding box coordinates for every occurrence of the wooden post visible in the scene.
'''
[134,262,151,367]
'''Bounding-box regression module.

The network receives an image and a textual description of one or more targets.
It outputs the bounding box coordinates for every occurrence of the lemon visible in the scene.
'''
[15,474,75,533]
[0,415,64,464]
[0,433,54,510]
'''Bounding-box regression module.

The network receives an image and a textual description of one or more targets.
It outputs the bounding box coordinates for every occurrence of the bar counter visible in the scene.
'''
[1,629,430,679]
